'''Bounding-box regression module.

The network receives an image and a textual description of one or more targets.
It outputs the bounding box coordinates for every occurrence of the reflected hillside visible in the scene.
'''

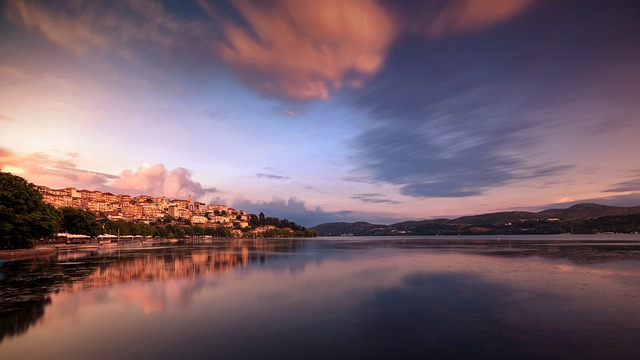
[0,239,302,343]
[60,238,302,292]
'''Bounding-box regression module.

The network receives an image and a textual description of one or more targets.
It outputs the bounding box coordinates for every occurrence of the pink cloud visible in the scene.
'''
[406,0,534,38]
[204,0,534,101]
[0,147,114,189]
[207,0,397,101]
[0,64,27,79]
[0,147,216,200]
[109,164,216,200]
[5,0,535,102]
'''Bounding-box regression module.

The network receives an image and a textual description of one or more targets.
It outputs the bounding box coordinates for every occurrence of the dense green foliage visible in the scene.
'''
[249,212,307,231]
[100,221,317,239]
[260,228,318,238]
[0,172,61,248]
[104,220,156,237]
[59,207,103,237]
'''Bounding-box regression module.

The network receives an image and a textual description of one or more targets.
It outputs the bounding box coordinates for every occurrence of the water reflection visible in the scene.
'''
[0,239,301,343]
[1,236,639,359]
[322,236,640,264]
[358,272,639,359]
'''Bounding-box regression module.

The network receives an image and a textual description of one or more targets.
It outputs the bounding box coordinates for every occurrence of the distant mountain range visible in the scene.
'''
[311,203,640,236]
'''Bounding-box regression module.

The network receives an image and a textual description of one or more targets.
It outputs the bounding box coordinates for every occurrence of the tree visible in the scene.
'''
[154,225,168,238]
[0,172,61,248]
[249,214,259,227]
[162,215,176,224]
[104,220,131,236]
[59,207,103,237]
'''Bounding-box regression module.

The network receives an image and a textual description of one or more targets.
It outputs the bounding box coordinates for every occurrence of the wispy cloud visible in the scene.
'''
[0,64,27,79]
[257,173,291,180]
[351,193,401,204]
[605,170,640,193]
[4,0,208,61]
[345,1,640,199]
[350,83,569,197]
[404,0,534,38]
[0,114,15,122]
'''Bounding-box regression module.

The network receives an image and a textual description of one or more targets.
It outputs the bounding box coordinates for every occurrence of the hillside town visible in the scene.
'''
[35,185,252,229]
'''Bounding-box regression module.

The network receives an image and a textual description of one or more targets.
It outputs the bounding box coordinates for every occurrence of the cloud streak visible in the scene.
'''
[347,1,640,198]
[605,171,640,193]
[350,78,569,197]
[0,64,27,79]
[0,114,15,122]
[257,173,291,180]
[4,0,207,61]
[351,193,401,204]
[404,0,534,38]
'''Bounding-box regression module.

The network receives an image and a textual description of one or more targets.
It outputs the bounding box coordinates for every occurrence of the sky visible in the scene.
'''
[1,0,639,227]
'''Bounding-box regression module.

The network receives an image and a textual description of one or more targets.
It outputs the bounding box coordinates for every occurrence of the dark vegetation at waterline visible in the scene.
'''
[1,171,60,248]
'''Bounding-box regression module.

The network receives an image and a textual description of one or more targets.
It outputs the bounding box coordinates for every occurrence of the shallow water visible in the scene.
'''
[1,235,640,359]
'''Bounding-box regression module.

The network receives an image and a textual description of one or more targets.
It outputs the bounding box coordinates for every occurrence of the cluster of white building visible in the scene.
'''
[35,185,250,228]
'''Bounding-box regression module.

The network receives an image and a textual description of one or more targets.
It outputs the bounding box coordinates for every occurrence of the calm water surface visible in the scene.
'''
[1,235,640,359]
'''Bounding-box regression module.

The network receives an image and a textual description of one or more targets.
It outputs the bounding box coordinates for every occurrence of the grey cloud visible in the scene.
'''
[345,1,640,198]
[607,181,640,193]
[351,193,401,204]
[605,171,640,193]
[5,0,212,65]
[257,173,291,180]
[231,197,403,227]
[351,113,565,198]
[232,197,345,227]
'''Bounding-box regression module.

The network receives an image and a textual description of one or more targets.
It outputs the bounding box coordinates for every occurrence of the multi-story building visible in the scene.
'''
[190,215,208,224]
[34,185,251,227]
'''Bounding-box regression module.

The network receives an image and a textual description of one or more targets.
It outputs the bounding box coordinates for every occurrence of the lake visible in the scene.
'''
[1,235,640,359]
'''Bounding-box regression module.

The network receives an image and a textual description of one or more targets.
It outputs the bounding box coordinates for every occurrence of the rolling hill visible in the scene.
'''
[311,203,640,236]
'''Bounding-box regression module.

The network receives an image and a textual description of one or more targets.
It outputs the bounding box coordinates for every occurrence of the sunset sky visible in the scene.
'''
[1,0,639,226]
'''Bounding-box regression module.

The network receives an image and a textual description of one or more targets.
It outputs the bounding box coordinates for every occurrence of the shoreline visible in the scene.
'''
[0,247,58,262]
